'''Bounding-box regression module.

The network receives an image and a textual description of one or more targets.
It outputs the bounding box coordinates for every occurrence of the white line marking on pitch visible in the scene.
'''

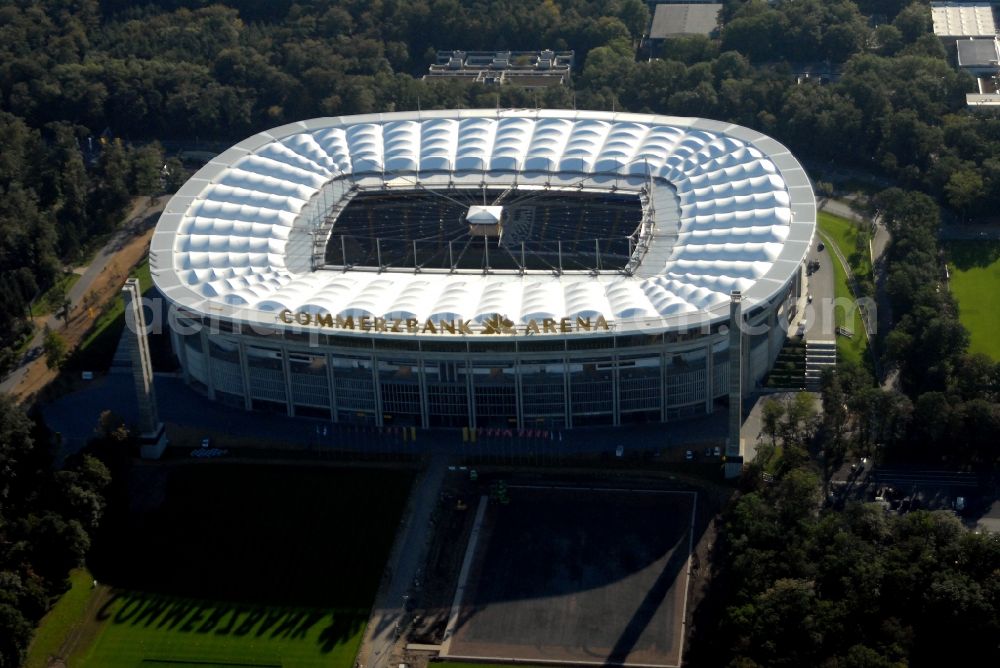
[674,491,698,668]
[439,495,489,657]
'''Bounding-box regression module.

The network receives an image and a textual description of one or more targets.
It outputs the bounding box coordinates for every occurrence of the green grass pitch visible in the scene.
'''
[36,464,414,667]
[946,240,1000,360]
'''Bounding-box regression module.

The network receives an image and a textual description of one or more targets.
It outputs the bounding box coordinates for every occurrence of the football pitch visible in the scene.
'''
[63,464,414,667]
[946,239,1000,360]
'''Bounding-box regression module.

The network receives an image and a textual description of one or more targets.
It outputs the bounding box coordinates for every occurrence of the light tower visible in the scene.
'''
[725,291,744,479]
[122,278,168,459]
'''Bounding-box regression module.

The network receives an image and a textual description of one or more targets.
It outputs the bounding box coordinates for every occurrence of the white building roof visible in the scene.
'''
[151,110,815,337]
[649,3,722,39]
[932,3,996,38]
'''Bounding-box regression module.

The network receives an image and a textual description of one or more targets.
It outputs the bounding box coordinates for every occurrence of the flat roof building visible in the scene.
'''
[425,50,573,88]
[957,37,1000,73]
[649,3,722,40]
[931,3,996,39]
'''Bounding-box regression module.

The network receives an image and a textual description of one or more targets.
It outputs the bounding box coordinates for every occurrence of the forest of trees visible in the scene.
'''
[1,0,1000,368]
[689,182,1000,665]
[0,396,111,666]
[694,428,1000,667]
[1,1,1000,666]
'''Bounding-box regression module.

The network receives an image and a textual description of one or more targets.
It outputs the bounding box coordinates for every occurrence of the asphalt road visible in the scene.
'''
[803,236,835,342]
[356,455,448,668]
[0,197,164,395]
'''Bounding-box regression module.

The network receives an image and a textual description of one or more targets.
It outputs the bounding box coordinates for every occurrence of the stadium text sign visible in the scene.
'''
[278,309,610,335]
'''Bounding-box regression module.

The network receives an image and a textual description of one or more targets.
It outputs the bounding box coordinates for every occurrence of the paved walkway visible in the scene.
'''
[1,197,164,395]
[41,373,728,462]
[356,454,449,668]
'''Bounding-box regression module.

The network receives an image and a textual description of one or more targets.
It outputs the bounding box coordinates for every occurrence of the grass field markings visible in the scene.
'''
[440,495,490,658]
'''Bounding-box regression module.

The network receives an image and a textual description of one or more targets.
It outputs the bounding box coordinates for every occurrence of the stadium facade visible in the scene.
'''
[151,110,815,429]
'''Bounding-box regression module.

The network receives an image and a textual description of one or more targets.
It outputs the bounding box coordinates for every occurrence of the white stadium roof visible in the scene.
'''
[151,110,815,336]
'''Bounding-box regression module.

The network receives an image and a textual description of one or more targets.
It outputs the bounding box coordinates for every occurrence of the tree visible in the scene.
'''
[0,603,33,668]
[42,326,66,369]
[761,399,784,449]
[0,394,35,503]
[945,169,985,217]
[129,142,165,195]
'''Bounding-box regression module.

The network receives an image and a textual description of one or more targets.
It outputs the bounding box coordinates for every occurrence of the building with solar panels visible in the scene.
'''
[151,110,815,429]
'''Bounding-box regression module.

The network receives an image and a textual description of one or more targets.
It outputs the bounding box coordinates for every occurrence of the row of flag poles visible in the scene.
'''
[462,427,563,443]
[310,423,566,445]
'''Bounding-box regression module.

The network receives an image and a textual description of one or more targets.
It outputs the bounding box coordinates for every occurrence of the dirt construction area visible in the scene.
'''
[439,485,697,667]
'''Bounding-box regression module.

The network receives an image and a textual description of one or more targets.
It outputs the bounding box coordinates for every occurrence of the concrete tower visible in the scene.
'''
[122,278,167,459]
[725,291,744,479]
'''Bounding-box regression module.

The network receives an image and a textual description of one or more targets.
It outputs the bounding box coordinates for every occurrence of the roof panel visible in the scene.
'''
[153,110,814,335]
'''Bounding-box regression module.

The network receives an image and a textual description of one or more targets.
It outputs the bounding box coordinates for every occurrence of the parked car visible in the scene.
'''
[685,449,694,461]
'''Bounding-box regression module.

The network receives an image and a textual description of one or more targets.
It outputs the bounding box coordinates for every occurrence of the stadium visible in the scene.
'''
[150,110,815,429]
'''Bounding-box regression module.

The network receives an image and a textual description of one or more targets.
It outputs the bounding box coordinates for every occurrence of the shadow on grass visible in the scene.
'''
[86,463,413,656]
[948,240,1000,271]
[96,591,363,650]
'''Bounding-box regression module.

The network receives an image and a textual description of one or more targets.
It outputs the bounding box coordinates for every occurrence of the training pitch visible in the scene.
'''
[947,239,1000,360]
[65,464,413,667]
[441,485,696,667]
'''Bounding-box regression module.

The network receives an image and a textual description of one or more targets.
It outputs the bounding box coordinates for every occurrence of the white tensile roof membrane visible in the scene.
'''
[151,110,815,335]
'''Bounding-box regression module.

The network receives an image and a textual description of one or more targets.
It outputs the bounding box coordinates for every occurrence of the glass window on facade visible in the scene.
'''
[520,359,567,427]
[289,352,330,408]
[618,354,662,415]
[331,355,377,417]
[471,360,517,428]
[712,344,730,400]
[425,359,469,428]
[665,349,707,408]
[569,357,613,425]
[378,358,423,427]
[246,346,287,404]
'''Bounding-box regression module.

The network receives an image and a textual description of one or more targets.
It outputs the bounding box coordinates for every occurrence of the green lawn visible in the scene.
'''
[58,464,414,667]
[24,569,95,668]
[75,595,366,667]
[946,240,1000,359]
[818,211,872,282]
[821,233,868,367]
[817,212,871,367]
[71,258,152,371]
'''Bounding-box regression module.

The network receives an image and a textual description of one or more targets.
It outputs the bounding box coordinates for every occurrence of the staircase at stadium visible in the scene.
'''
[805,340,837,390]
